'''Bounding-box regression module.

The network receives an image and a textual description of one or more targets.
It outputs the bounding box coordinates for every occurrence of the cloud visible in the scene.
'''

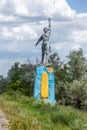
[72,30,87,43]
[0,0,76,19]
[0,14,16,22]
[0,0,87,75]
[72,45,81,50]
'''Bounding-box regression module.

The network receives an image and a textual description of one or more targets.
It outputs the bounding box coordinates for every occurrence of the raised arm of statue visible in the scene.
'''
[48,18,51,31]
[47,18,51,38]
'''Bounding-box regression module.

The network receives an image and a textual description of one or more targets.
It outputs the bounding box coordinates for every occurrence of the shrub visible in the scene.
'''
[67,79,87,108]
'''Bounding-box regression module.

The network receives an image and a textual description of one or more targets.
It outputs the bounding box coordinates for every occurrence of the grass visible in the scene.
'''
[0,92,87,130]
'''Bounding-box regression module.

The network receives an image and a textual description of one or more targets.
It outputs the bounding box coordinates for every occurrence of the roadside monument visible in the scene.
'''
[34,19,56,104]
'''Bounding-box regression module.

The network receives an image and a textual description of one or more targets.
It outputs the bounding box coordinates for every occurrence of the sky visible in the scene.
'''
[67,0,87,13]
[0,0,87,76]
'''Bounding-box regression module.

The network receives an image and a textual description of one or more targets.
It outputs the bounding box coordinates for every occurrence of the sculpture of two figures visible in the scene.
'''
[35,18,51,64]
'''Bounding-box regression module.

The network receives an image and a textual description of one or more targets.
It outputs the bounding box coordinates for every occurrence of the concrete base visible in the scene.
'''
[34,65,56,104]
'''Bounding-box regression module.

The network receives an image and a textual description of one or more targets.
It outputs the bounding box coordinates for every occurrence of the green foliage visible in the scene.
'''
[65,79,87,109]
[49,49,87,109]
[0,75,8,93]
[56,78,87,109]
[48,52,70,101]
[51,109,76,126]
[0,48,87,109]
[48,52,62,71]
[8,80,21,91]
[0,93,87,130]
[67,48,87,80]
[7,62,22,83]
[20,71,34,96]
[6,62,35,96]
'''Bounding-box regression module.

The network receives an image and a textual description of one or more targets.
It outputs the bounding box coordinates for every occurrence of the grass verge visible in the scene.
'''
[0,92,87,130]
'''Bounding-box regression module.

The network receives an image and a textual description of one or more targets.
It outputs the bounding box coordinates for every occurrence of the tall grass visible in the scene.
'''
[0,92,87,130]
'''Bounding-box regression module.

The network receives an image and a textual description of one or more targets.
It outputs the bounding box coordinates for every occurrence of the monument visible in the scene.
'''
[35,18,51,64]
[34,18,56,104]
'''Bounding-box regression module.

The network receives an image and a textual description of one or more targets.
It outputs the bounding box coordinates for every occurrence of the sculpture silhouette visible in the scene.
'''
[35,18,51,64]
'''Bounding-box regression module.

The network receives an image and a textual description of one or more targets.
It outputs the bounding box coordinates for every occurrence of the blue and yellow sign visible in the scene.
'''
[34,65,56,104]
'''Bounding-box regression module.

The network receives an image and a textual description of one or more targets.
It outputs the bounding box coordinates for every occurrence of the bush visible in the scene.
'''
[8,80,21,91]
[63,79,87,109]
[0,75,8,93]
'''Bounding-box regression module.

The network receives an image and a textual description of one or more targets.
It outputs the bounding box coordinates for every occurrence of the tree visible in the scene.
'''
[65,79,87,109]
[48,52,62,72]
[7,62,22,83]
[67,48,87,81]
[7,62,35,96]
[0,75,8,93]
[48,52,69,100]
[20,63,35,96]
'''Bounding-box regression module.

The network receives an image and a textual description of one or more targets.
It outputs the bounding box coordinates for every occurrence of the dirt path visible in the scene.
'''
[0,109,9,130]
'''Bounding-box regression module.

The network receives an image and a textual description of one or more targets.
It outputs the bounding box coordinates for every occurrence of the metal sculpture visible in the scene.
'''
[35,18,51,64]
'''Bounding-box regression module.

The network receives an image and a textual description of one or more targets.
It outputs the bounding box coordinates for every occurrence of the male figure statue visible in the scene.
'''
[35,18,51,64]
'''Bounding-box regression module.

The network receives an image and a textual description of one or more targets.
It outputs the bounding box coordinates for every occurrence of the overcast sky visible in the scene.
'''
[0,0,87,76]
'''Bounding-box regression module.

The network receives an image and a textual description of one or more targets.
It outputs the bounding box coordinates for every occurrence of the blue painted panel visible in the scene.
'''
[34,65,56,104]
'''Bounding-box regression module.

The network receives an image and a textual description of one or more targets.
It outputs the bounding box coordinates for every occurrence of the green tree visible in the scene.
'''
[0,75,8,93]
[67,48,87,81]
[48,52,62,72]
[48,52,68,100]
[7,62,35,96]
[65,79,87,109]
[20,63,35,96]
[7,62,22,83]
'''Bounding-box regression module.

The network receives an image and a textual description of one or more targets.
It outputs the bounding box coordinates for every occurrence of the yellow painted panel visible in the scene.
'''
[41,72,48,98]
